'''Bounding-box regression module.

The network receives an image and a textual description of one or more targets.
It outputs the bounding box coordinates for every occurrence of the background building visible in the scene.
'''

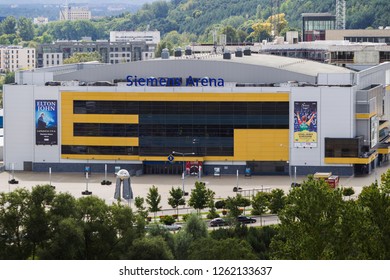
[302,13,336,42]
[4,54,390,177]
[59,5,91,21]
[36,40,154,68]
[0,46,35,72]
[326,28,390,44]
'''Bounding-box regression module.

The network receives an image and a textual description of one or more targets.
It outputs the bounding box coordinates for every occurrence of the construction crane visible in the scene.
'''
[336,0,346,29]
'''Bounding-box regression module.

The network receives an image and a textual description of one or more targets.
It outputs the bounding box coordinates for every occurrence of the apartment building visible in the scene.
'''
[0,46,35,72]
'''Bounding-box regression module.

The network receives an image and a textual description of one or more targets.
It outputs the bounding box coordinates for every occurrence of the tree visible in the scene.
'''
[168,186,185,219]
[127,236,173,260]
[0,188,31,259]
[268,189,286,214]
[224,195,243,219]
[183,213,208,240]
[270,176,344,259]
[206,189,219,219]
[188,181,212,214]
[76,196,115,260]
[188,237,258,260]
[18,17,34,41]
[63,52,102,64]
[146,185,162,222]
[134,196,149,220]
[1,16,17,35]
[251,192,270,225]
[4,71,15,84]
[25,185,56,259]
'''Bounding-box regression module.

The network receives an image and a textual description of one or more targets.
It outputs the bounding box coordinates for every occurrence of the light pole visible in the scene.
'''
[172,151,195,196]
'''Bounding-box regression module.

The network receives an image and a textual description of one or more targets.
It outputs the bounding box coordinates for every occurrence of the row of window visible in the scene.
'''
[61,145,232,157]
[74,101,289,116]
[62,145,138,155]
[74,123,138,137]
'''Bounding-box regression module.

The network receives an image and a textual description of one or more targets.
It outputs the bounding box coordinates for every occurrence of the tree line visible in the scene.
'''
[2,170,390,259]
[1,0,389,48]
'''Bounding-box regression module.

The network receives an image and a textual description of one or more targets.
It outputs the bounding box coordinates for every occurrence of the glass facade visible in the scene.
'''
[70,100,289,157]
[325,138,361,158]
[61,145,139,155]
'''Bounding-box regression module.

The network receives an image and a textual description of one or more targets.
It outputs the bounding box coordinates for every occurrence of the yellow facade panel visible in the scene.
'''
[234,129,289,161]
[324,153,377,164]
[73,114,138,124]
[62,137,138,146]
[63,91,289,102]
[62,154,139,161]
[355,112,377,119]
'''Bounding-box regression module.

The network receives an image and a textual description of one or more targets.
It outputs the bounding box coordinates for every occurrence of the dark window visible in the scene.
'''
[325,138,360,158]
[62,145,139,155]
[74,123,138,137]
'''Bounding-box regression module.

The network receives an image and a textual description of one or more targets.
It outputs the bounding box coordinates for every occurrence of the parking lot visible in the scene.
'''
[0,164,387,212]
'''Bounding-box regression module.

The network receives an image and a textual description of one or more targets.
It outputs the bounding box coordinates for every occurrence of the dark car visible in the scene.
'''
[237,215,256,224]
[210,218,228,227]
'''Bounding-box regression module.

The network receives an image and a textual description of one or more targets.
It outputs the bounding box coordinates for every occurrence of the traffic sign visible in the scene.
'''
[168,154,175,162]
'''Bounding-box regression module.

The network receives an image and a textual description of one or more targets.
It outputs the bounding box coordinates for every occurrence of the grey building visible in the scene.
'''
[36,40,155,68]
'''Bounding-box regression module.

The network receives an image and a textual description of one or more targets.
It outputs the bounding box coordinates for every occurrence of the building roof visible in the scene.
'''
[48,54,353,84]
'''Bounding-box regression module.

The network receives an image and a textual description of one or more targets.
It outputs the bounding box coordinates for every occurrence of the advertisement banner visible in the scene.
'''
[293,101,317,148]
[36,100,58,145]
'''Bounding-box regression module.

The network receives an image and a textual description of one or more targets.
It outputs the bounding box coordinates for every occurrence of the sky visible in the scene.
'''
[1,0,153,4]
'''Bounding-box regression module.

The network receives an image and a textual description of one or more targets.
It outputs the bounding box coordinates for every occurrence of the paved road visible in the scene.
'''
[0,163,387,214]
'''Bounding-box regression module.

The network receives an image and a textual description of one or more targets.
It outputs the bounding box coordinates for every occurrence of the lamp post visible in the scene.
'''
[172,151,195,196]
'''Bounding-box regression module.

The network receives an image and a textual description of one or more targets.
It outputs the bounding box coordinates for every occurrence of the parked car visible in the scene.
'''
[163,224,182,231]
[210,218,228,227]
[237,215,256,224]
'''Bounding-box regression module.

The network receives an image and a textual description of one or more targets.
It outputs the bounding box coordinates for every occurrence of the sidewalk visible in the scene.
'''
[0,165,385,211]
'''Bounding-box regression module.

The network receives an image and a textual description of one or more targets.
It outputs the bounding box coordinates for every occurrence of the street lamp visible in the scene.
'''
[172,151,195,196]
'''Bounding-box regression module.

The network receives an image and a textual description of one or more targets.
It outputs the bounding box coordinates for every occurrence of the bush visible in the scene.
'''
[160,215,176,225]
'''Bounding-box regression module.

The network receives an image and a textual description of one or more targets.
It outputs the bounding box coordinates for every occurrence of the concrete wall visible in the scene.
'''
[289,86,356,175]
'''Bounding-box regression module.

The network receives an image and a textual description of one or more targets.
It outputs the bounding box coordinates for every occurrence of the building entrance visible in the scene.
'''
[143,162,182,175]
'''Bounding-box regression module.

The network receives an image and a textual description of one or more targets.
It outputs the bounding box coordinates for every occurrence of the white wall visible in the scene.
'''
[3,85,35,170]
[290,86,355,168]
[4,85,61,170]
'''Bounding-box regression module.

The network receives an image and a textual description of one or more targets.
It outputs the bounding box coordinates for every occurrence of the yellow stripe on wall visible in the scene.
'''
[73,114,139,124]
[62,91,290,102]
[355,112,377,119]
[62,137,138,146]
[234,129,289,161]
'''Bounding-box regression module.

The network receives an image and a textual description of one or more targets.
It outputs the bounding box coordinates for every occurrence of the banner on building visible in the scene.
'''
[35,100,58,145]
[293,101,317,148]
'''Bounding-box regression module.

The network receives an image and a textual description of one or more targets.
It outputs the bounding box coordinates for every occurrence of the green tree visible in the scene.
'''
[224,195,243,219]
[76,196,115,260]
[168,186,185,218]
[37,217,84,260]
[155,40,173,58]
[1,16,17,35]
[268,188,286,214]
[25,185,56,259]
[134,196,149,220]
[251,192,270,225]
[188,237,258,260]
[63,52,102,64]
[183,212,208,240]
[146,185,162,222]
[270,176,344,259]
[18,17,34,41]
[0,188,31,259]
[128,236,174,260]
[4,71,15,84]
[188,181,212,214]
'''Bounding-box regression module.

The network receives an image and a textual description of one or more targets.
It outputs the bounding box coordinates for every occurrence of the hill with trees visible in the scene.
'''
[0,0,389,52]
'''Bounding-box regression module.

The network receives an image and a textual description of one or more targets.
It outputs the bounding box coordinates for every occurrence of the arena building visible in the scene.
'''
[3,53,390,176]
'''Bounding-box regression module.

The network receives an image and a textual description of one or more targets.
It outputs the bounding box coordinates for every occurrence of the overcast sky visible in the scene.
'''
[1,0,153,4]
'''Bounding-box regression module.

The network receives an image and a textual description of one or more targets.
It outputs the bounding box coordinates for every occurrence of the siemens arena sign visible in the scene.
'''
[126,75,225,87]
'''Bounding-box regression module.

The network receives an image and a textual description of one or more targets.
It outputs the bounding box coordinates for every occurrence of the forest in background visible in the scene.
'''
[1,0,390,49]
